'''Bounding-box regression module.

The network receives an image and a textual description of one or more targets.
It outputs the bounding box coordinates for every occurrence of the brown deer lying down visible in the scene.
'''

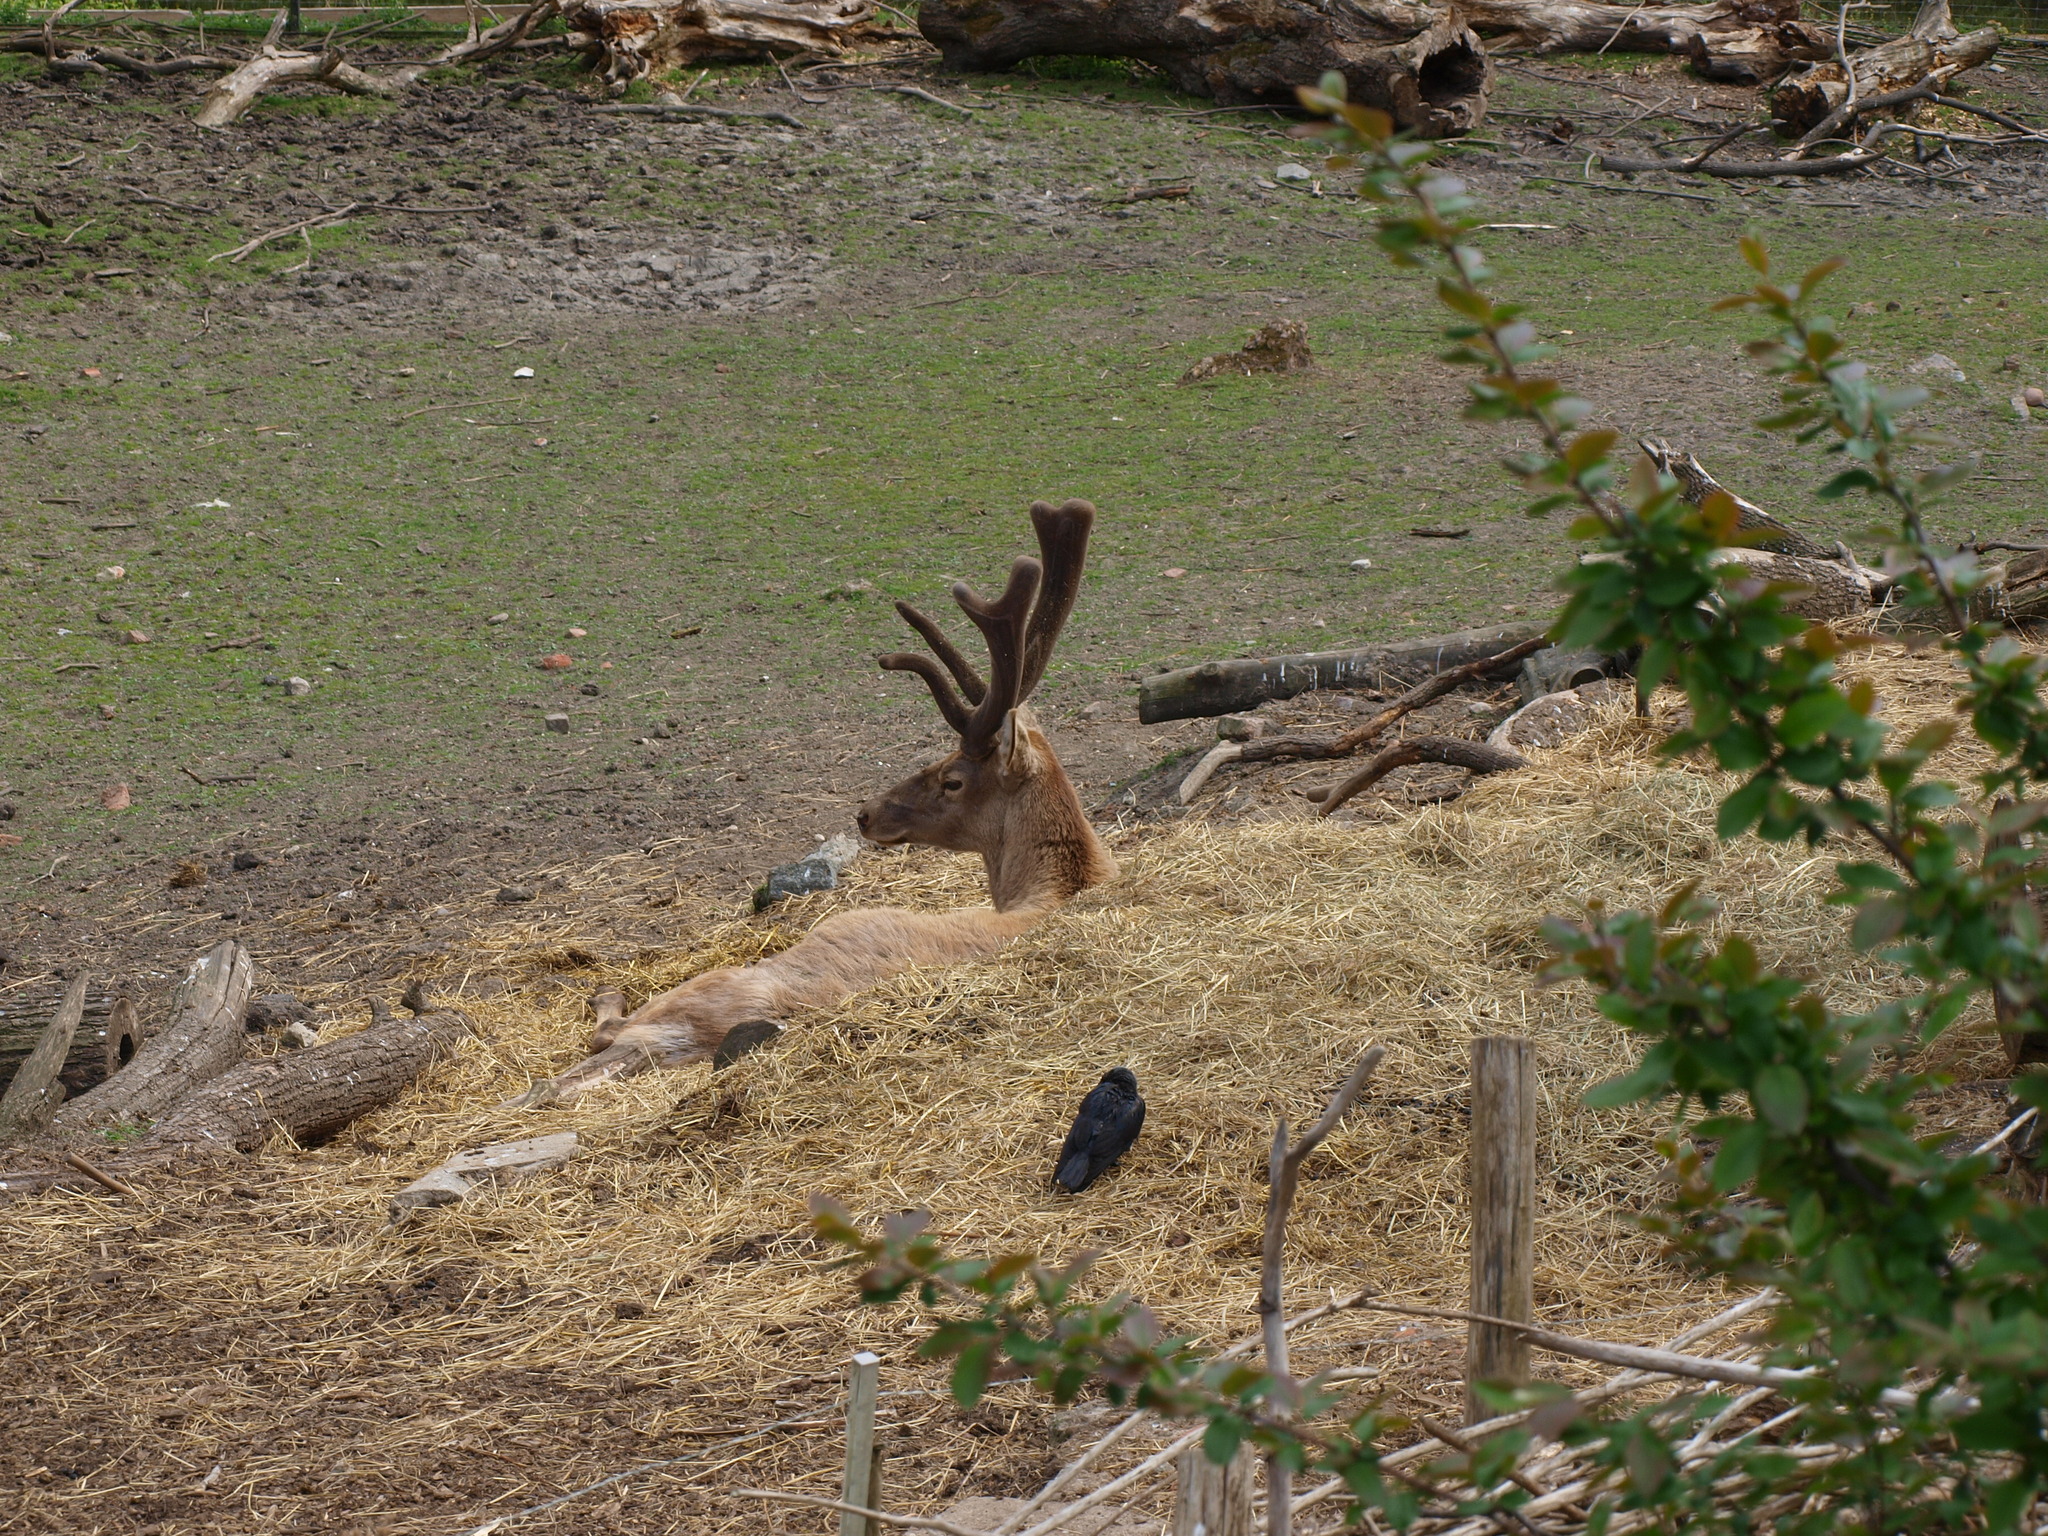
[506,499,1117,1107]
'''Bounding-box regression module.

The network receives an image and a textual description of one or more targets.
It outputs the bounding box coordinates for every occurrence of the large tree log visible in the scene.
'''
[563,0,876,89]
[48,941,252,1136]
[1459,0,1830,80]
[1772,0,1997,137]
[0,974,87,1142]
[1139,622,1548,724]
[140,1003,473,1155]
[917,0,1492,133]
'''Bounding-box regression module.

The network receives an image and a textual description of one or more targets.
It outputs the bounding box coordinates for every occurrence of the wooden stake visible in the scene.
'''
[1173,1439,1254,1536]
[1466,1035,1535,1424]
[840,1350,882,1536]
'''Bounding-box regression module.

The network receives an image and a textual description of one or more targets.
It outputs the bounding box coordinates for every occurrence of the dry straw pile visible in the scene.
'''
[3,644,2018,1534]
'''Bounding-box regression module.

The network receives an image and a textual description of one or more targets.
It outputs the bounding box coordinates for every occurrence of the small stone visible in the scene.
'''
[1161,567,1186,579]
[280,1021,321,1050]
[566,626,587,639]
[1908,353,1965,382]
[714,362,730,373]
[612,1299,648,1319]
[1217,713,1266,741]
[1077,701,1112,721]
[100,783,131,811]
[2026,386,2046,408]
[579,681,600,696]
[651,723,673,740]
[262,675,281,687]
[1885,300,1902,312]
[496,885,536,903]
[284,677,312,696]
[97,702,115,720]
[2002,356,2023,373]
[119,629,149,645]
[537,653,573,671]
[96,565,125,582]
[512,366,535,379]
[1349,558,1374,572]
[487,612,510,625]
[232,850,268,870]
[545,713,570,734]
[1275,162,1313,181]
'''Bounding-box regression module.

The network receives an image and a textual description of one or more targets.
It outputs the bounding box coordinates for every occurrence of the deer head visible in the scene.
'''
[856,499,1115,911]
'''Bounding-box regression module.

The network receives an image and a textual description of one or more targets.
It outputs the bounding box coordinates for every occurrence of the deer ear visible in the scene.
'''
[995,707,1043,788]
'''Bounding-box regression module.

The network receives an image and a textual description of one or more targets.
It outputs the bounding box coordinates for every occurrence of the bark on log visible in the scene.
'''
[917,0,1492,133]
[1772,0,1998,137]
[1459,0,1829,80]
[563,0,875,88]
[1710,549,1871,620]
[0,974,87,1142]
[0,981,129,1101]
[141,1006,473,1154]
[48,941,252,1136]
[1139,621,1549,724]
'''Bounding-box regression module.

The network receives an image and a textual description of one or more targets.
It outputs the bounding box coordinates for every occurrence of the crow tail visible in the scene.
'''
[1054,1153,1093,1193]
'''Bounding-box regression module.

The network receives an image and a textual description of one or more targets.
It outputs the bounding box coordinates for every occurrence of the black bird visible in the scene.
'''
[1053,1068,1145,1193]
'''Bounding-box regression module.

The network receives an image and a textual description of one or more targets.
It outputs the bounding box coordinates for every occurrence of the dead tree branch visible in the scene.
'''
[1261,1045,1387,1536]
[1308,737,1528,817]
[0,973,87,1142]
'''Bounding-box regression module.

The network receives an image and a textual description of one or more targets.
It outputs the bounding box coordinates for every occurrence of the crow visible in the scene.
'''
[1053,1068,1145,1193]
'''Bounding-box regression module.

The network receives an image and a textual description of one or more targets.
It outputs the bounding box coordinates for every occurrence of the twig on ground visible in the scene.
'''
[62,1150,142,1198]
[739,1490,982,1535]
[208,203,359,263]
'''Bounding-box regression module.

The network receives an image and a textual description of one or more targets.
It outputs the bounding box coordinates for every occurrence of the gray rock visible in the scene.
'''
[1908,352,1966,382]
[280,1020,321,1051]
[545,713,570,734]
[496,885,536,904]
[752,831,861,911]
[284,676,312,697]
[1489,678,1633,751]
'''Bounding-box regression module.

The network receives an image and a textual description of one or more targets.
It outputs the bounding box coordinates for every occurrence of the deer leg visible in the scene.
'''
[588,986,631,1051]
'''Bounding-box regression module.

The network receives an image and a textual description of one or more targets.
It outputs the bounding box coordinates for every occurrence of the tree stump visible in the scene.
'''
[561,0,877,90]
[1772,0,1998,136]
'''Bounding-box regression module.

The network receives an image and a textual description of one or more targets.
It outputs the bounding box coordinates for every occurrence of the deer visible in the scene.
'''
[506,499,1118,1107]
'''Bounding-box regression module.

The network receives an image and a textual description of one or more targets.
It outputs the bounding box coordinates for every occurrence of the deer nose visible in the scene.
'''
[855,808,870,832]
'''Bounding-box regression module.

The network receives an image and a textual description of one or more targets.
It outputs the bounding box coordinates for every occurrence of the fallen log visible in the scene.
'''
[1176,634,1550,802]
[141,1001,473,1154]
[917,0,1492,134]
[563,0,876,90]
[1140,621,1548,724]
[0,974,87,1142]
[195,0,563,127]
[48,940,252,1136]
[1458,0,1831,81]
[1640,438,1832,558]
[1306,736,1527,816]
[1772,0,1998,137]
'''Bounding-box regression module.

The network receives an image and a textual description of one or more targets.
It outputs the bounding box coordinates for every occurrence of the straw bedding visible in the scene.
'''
[0,644,2020,1536]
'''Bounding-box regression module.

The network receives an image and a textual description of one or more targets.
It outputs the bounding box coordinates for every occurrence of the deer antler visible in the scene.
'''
[881,499,1095,757]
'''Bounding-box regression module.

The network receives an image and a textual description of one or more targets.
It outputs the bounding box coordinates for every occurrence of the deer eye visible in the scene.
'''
[942,778,965,793]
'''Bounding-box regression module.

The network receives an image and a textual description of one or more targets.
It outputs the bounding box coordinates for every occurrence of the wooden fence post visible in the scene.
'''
[840,1350,882,1536]
[1466,1034,1535,1425]
[1172,1439,1255,1536]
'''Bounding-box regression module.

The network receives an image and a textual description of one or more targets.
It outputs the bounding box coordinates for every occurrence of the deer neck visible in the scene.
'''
[980,751,1115,913]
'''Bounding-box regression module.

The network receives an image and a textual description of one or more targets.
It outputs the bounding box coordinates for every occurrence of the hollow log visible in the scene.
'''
[1772,0,1998,137]
[0,980,131,1101]
[562,0,876,89]
[141,1006,473,1155]
[0,974,87,1142]
[917,0,1492,134]
[48,940,252,1136]
[1139,621,1548,724]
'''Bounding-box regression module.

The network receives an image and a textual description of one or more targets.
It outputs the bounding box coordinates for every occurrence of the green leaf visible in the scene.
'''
[951,1342,994,1406]
[1584,1041,1679,1108]
[1752,1063,1810,1135]
[1711,1119,1766,1191]
[1202,1416,1243,1466]
[1739,236,1769,274]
